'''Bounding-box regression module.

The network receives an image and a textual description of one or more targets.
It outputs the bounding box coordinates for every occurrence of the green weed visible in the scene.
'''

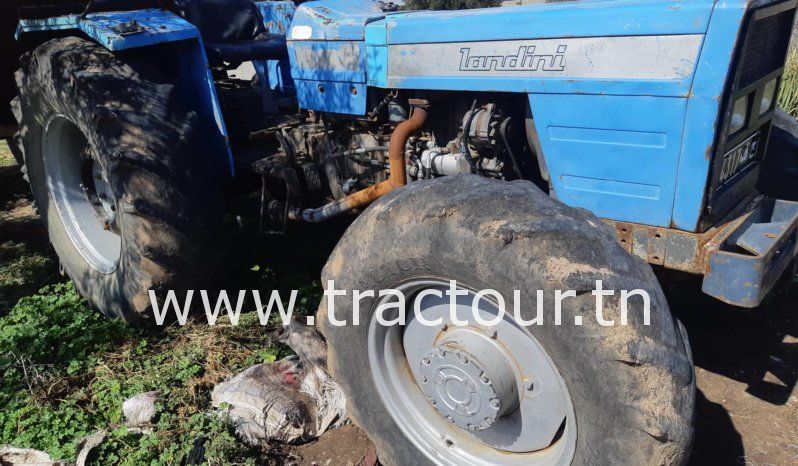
[779,49,798,118]
[0,142,14,168]
[0,241,57,311]
[0,283,288,464]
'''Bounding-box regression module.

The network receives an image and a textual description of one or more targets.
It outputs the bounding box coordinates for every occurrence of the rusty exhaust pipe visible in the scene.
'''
[298,100,430,222]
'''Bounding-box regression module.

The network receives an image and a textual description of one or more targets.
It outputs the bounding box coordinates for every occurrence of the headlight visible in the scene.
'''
[759,78,778,116]
[729,95,748,135]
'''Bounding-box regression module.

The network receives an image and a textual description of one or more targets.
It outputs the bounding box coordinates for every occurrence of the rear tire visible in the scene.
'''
[319,175,695,465]
[14,37,222,321]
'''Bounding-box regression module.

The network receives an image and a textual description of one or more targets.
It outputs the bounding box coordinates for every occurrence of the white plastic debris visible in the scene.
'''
[212,358,316,444]
[75,431,106,466]
[122,391,160,427]
[211,319,347,445]
[0,446,66,466]
[279,319,348,434]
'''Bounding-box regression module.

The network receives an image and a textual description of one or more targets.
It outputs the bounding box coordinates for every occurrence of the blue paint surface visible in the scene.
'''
[288,0,386,41]
[703,198,798,307]
[255,0,296,96]
[671,0,748,230]
[295,80,367,115]
[286,0,382,114]
[529,93,689,227]
[381,0,712,44]
[79,9,198,50]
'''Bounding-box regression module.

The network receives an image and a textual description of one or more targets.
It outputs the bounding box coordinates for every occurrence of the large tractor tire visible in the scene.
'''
[319,175,695,465]
[13,37,222,322]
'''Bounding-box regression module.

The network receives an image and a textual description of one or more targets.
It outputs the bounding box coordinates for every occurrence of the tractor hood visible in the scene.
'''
[288,0,387,42]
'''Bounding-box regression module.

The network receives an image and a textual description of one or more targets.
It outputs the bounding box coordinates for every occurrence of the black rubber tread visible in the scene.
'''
[14,37,222,321]
[9,96,25,167]
[318,175,695,466]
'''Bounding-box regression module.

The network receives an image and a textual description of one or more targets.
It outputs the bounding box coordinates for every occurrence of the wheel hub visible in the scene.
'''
[417,330,519,431]
[369,282,576,463]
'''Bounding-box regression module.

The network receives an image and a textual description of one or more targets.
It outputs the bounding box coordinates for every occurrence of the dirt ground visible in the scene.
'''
[1,147,797,465]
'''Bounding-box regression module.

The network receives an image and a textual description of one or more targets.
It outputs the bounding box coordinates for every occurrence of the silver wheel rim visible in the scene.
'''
[43,114,121,274]
[368,280,576,465]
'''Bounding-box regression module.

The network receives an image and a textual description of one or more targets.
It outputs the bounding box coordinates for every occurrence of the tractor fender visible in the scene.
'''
[16,8,234,176]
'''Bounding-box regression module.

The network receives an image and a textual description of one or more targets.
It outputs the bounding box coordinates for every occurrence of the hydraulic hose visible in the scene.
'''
[297,100,430,222]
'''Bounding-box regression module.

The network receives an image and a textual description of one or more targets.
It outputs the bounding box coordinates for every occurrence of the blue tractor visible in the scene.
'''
[2,0,797,463]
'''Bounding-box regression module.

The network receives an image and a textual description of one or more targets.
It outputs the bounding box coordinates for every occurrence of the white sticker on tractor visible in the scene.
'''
[290,25,313,40]
[388,35,703,81]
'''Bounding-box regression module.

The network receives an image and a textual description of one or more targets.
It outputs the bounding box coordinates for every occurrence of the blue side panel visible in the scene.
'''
[670,0,748,230]
[290,41,367,83]
[255,1,296,95]
[528,94,689,227]
[296,81,367,115]
[365,21,388,88]
[380,0,713,44]
[287,0,382,114]
[367,46,389,89]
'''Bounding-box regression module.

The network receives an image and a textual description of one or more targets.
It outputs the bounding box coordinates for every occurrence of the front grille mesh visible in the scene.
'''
[738,7,793,88]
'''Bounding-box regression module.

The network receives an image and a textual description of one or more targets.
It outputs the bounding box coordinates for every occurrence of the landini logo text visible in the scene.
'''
[459,44,568,72]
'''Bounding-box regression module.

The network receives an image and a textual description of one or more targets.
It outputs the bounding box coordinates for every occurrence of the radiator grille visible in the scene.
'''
[738,8,793,88]
[702,1,796,229]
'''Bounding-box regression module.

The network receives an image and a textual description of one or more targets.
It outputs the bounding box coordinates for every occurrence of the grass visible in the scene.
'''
[779,49,798,118]
[0,241,57,311]
[0,169,320,463]
[0,141,14,168]
[0,282,295,465]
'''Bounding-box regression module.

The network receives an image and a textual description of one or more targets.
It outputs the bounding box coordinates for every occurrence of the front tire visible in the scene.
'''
[319,175,695,465]
[13,37,222,321]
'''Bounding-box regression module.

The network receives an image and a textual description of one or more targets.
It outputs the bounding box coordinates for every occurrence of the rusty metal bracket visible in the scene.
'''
[604,202,755,275]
